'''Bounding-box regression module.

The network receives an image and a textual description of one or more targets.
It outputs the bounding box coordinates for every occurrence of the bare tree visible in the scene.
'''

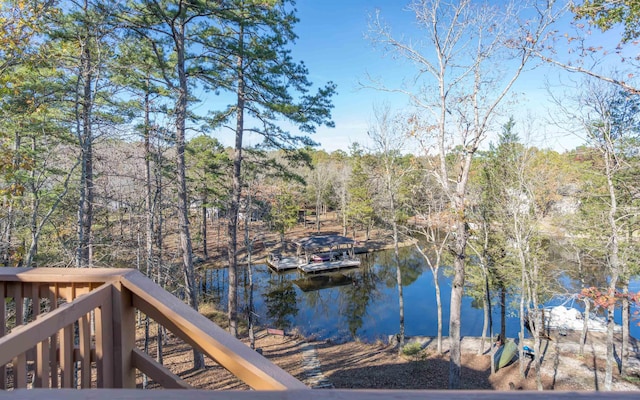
[368,105,412,348]
[534,1,639,95]
[332,160,352,237]
[553,77,640,389]
[410,179,450,354]
[368,0,558,387]
[305,155,334,233]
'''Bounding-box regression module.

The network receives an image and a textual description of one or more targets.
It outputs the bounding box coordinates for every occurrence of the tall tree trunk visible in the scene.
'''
[480,279,490,356]
[142,84,154,389]
[621,281,629,376]
[435,267,443,354]
[342,209,347,236]
[315,198,320,233]
[227,23,245,338]
[390,190,404,348]
[519,246,526,378]
[577,249,589,356]
[480,225,492,357]
[341,184,348,236]
[2,198,13,266]
[604,148,619,391]
[144,76,154,291]
[76,18,93,268]
[155,164,164,366]
[27,137,38,267]
[245,186,255,350]
[24,135,40,267]
[175,19,204,370]
[500,284,507,341]
[202,197,208,259]
[448,191,467,389]
[3,132,20,266]
[581,298,590,356]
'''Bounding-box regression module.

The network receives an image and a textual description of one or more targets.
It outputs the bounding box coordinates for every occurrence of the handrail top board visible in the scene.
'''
[0,267,137,283]
[121,272,307,390]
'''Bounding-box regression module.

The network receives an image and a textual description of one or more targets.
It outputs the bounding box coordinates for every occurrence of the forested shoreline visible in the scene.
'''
[1,0,639,390]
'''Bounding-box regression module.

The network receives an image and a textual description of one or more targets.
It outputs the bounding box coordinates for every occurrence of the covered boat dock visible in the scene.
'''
[295,235,360,273]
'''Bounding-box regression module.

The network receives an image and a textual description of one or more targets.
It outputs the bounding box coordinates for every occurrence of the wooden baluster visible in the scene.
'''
[36,283,51,388]
[94,286,114,388]
[59,285,73,388]
[79,314,90,388]
[10,283,27,388]
[0,282,6,390]
[60,324,73,388]
[48,283,59,388]
[36,337,50,388]
[29,283,41,387]
[76,285,91,388]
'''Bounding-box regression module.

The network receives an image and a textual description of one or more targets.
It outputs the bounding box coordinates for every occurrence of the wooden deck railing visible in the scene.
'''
[0,267,305,391]
[0,268,636,399]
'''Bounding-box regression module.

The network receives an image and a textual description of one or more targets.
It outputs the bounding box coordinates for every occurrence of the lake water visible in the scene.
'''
[202,246,640,343]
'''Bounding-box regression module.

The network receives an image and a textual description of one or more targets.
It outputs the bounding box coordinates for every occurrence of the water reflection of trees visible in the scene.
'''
[552,242,609,293]
[376,246,426,288]
[341,252,383,337]
[226,243,613,342]
[295,252,385,340]
[264,274,298,330]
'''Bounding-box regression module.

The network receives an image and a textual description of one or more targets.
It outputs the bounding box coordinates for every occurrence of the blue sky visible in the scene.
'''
[210,0,635,154]
[284,0,571,153]
[289,0,411,152]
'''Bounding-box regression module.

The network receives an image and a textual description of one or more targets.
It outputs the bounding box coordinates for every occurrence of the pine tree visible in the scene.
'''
[213,0,335,337]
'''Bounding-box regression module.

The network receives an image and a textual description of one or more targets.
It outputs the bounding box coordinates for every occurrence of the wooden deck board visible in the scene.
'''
[298,259,361,274]
[267,256,301,271]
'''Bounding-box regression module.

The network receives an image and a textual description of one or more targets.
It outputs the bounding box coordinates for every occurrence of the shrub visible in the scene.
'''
[402,342,423,358]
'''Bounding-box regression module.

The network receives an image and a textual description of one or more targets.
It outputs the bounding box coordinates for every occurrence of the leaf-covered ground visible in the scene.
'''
[136,326,640,391]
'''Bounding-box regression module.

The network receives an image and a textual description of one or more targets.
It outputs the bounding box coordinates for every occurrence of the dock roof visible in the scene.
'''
[294,235,355,249]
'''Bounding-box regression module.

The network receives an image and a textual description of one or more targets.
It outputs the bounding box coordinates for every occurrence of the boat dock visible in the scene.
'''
[267,235,362,274]
[266,254,301,271]
[298,259,361,274]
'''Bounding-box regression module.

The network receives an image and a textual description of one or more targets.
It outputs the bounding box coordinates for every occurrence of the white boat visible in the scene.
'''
[543,305,621,333]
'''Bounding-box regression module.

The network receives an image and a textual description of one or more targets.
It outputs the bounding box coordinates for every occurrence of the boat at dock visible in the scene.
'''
[295,235,361,274]
[267,234,361,273]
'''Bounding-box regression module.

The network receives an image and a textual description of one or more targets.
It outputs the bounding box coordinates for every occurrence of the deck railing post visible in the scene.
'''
[95,286,114,388]
[111,282,136,388]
